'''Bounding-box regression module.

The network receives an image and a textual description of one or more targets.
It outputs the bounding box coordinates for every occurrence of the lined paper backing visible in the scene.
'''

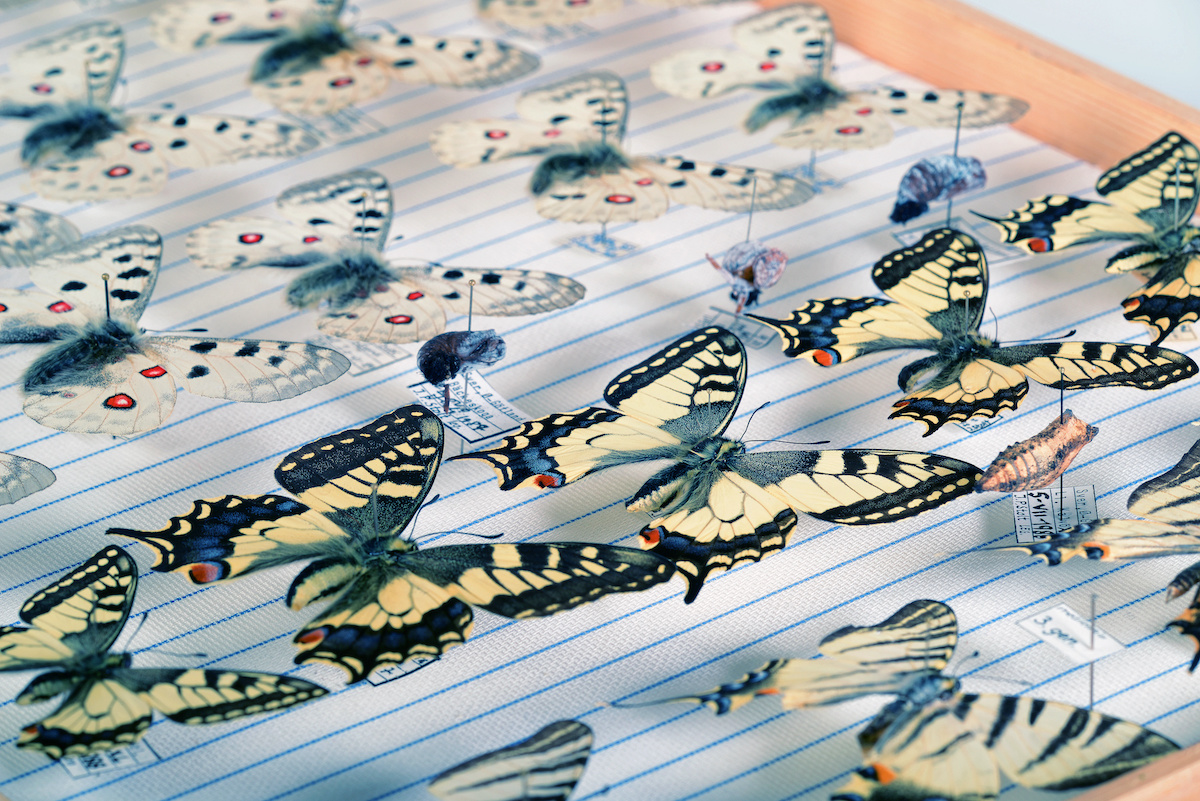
[0,2,1196,800]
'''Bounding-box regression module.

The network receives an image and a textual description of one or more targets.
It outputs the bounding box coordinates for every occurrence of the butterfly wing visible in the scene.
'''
[639,156,815,212]
[733,2,834,77]
[651,50,804,100]
[251,40,393,115]
[27,134,170,202]
[361,31,540,89]
[0,288,91,343]
[428,720,593,801]
[770,94,901,150]
[0,452,55,506]
[291,542,674,682]
[533,160,673,222]
[0,202,80,269]
[150,0,343,51]
[476,0,623,27]
[0,21,123,113]
[517,70,628,141]
[1121,248,1200,343]
[132,111,319,169]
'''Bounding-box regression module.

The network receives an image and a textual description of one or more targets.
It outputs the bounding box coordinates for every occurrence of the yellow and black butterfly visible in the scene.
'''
[633,600,1178,800]
[978,131,1200,344]
[991,435,1200,670]
[747,228,1198,436]
[428,720,593,801]
[451,327,981,603]
[0,545,328,759]
[109,405,675,684]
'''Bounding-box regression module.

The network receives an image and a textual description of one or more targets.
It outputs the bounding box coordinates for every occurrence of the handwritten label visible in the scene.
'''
[1018,603,1123,664]
[567,232,637,258]
[366,655,439,686]
[308,334,408,376]
[1011,485,1098,544]
[894,216,1026,266]
[954,414,1003,434]
[694,307,778,349]
[1164,322,1198,343]
[408,370,528,443]
[60,742,159,778]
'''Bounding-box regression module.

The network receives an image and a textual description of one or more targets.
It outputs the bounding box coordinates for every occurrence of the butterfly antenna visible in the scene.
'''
[1006,329,1078,345]
[102,273,111,320]
[743,438,831,446]
[737,401,770,442]
[745,174,759,243]
[404,492,441,541]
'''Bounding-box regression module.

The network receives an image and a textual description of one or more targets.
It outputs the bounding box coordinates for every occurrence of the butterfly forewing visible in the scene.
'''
[650,50,804,101]
[1129,437,1200,523]
[28,226,160,326]
[733,3,834,77]
[516,70,629,140]
[871,228,987,336]
[19,546,135,657]
[1096,131,1200,223]
[0,21,124,110]
[364,32,539,89]
[275,406,442,539]
[150,0,343,51]
[0,203,80,269]
[428,720,593,801]
[275,169,393,249]
[475,0,621,27]
[644,157,816,212]
[604,326,745,440]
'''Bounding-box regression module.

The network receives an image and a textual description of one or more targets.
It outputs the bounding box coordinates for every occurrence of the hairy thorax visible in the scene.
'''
[285,251,395,310]
[23,102,125,166]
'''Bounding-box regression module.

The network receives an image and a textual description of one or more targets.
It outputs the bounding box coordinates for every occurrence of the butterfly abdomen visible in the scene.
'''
[285,252,393,309]
[22,103,125,167]
[23,318,139,393]
[530,142,631,196]
[251,22,354,82]
[745,78,843,133]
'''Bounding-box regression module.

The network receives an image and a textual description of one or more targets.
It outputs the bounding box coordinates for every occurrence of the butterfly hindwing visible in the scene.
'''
[150,0,343,51]
[0,452,55,507]
[428,720,593,801]
[0,202,80,269]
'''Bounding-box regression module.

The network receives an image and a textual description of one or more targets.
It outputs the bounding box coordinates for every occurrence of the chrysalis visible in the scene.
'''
[417,330,506,411]
[707,241,788,313]
[890,155,985,223]
[976,410,1099,493]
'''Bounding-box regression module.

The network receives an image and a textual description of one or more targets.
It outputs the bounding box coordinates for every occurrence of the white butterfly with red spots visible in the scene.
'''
[650,2,1028,150]
[0,226,350,435]
[185,169,586,344]
[0,21,319,201]
[151,0,540,116]
[429,70,815,223]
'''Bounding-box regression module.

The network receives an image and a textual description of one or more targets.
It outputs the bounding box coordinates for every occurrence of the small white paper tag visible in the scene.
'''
[694,307,778,349]
[308,334,409,376]
[60,741,160,778]
[954,414,1003,434]
[1018,603,1124,664]
[1164,322,1198,342]
[366,655,438,686]
[1011,485,1098,544]
[408,370,528,443]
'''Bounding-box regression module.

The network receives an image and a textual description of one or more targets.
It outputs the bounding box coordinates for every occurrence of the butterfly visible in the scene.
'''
[643,599,1179,800]
[0,201,80,269]
[991,435,1200,669]
[428,720,593,801]
[978,131,1200,345]
[150,0,541,117]
[0,451,55,506]
[0,21,319,201]
[0,225,351,435]
[475,0,741,30]
[649,3,1029,152]
[890,154,985,224]
[108,405,677,684]
[747,228,1199,436]
[451,326,981,603]
[429,70,815,224]
[0,545,328,759]
[185,169,586,344]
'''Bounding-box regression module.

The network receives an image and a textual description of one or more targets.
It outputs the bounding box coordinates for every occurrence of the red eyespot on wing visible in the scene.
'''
[836,126,863,135]
[106,166,132,178]
[892,400,911,409]
[140,366,167,378]
[210,12,232,23]
[329,77,354,88]
[759,62,777,71]
[22,724,40,735]
[701,61,724,72]
[355,57,373,66]
[302,235,321,244]
[855,107,873,116]
[297,627,328,645]
[1122,298,1142,312]
[385,315,413,325]
[31,83,53,94]
[104,394,135,409]
[635,178,654,186]
[485,130,508,139]
[639,526,664,547]
[812,349,840,367]
[267,8,284,18]
[567,0,589,6]
[533,474,562,488]
[239,233,263,244]
[130,141,152,152]
[606,194,634,204]
[870,764,899,785]
[189,562,224,583]
[544,129,562,138]
[406,291,424,300]
[1029,238,1051,253]
[0,304,7,313]
[48,301,73,313]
